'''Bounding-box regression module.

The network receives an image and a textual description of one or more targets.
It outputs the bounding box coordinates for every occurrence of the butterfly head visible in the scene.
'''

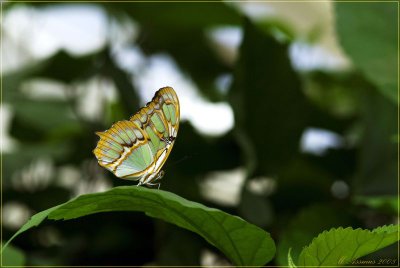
[162,136,176,145]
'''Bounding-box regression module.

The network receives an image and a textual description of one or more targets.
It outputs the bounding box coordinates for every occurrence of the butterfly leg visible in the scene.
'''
[144,182,161,189]
[154,174,163,182]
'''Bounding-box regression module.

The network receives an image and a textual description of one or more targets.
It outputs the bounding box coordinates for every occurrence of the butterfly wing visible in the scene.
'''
[93,87,180,185]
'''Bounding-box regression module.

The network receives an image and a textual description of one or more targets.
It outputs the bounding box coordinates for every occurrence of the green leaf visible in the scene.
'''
[1,243,26,266]
[229,19,309,176]
[297,225,399,266]
[287,248,297,268]
[2,205,61,251]
[276,204,356,266]
[354,195,398,215]
[355,87,397,195]
[4,186,275,266]
[372,224,398,234]
[335,2,398,104]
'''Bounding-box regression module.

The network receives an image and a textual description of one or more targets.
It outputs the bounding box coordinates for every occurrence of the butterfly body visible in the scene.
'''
[93,87,180,187]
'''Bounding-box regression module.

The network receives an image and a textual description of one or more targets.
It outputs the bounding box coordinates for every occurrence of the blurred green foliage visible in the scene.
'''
[2,1,398,266]
[1,243,26,266]
[336,2,398,104]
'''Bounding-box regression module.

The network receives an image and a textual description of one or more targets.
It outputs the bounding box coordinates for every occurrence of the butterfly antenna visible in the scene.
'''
[165,154,197,170]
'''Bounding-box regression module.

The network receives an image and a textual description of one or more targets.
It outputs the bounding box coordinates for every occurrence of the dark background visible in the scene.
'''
[2,1,398,266]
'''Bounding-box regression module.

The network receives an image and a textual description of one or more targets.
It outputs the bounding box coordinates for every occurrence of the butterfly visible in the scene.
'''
[93,87,180,188]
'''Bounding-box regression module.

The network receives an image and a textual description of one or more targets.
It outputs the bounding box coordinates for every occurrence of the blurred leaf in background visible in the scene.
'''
[336,2,398,104]
[1,243,26,266]
[229,19,310,177]
[2,1,398,266]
